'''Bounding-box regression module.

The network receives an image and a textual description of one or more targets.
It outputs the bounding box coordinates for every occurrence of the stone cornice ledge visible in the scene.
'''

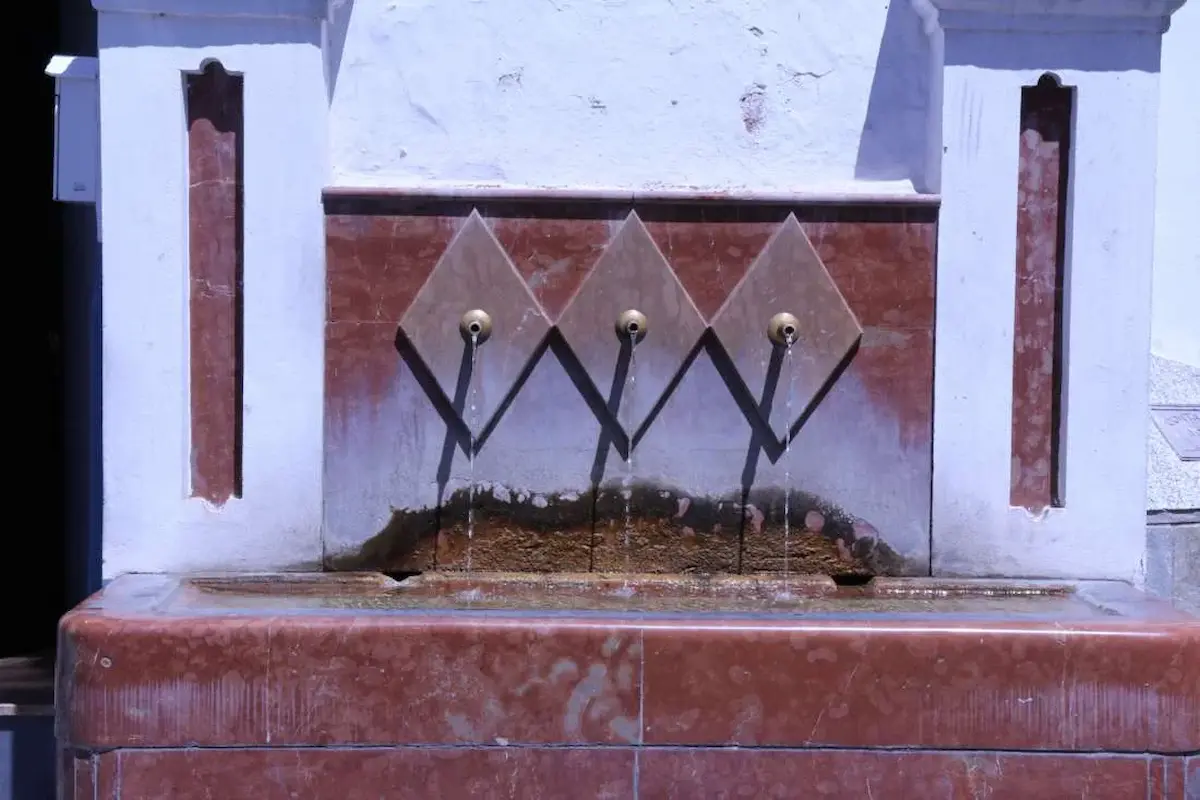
[92,0,327,20]
[911,0,1188,32]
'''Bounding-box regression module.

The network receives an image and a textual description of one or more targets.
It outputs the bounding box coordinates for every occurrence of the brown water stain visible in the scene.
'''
[329,482,913,577]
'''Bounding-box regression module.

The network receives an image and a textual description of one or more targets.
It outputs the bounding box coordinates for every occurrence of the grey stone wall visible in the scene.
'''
[1146,512,1200,614]
[1145,356,1198,613]
[1147,355,1198,512]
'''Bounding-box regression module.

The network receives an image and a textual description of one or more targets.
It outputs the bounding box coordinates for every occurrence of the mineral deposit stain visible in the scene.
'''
[330,480,915,577]
[740,84,768,134]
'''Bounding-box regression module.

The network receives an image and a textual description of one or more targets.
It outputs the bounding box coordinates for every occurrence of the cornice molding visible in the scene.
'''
[92,0,327,20]
[912,0,1188,33]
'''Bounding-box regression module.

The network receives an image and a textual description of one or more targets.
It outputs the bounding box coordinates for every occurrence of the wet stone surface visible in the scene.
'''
[175,572,1102,617]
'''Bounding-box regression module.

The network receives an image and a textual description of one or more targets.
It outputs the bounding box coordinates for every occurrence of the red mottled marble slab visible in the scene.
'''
[1011,77,1072,511]
[60,613,641,748]
[325,214,461,323]
[58,575,1199,755]
[320,194,937,577]
[490,215,615,321]
[65,748,1194,799]
[76,748,632,800]
[187,61,243,505]
[639,750,1180,800]
[639,615,1200,752]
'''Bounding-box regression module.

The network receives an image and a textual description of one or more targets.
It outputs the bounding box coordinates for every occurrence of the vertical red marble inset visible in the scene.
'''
[1012,75,1072,511]
[187,61,243,505]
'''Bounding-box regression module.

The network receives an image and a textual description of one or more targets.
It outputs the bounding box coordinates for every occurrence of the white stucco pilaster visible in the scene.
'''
[94,0,328,575]
[923,0,1186,582]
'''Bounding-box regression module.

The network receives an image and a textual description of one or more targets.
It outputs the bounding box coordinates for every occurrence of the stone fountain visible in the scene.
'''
[58,0,1196,797]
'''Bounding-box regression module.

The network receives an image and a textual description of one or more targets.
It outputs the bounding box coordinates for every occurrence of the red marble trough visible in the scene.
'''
[58,573,1199,798]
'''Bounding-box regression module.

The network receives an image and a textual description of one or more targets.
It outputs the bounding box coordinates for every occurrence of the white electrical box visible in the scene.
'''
[45,55,99,204]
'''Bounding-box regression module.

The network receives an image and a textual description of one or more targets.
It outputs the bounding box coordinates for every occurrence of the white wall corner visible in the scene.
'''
[909,0,943,36]
[96,10,328,577]
[909,1,946,193]
[92,0,328,20]
[927,0,1179,582]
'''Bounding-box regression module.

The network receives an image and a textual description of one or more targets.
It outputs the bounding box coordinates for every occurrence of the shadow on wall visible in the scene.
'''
[853,1,1166,192]
[855,0,932,189]
[325,0,354,100]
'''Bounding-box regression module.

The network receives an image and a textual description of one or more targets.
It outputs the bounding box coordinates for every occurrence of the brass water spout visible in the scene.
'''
[768,312,800,346]
[459,309,493,343]
[616,309,648,342]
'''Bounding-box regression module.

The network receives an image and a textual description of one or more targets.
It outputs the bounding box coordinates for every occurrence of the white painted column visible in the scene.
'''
[923,0,1187,582]
[1153,0,1200,367]
[94,0,328,575]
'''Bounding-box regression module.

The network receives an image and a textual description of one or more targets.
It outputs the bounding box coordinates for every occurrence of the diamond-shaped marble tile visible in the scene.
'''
[400,211,551,439]
[711,214,862,443]
[556,212,707,441]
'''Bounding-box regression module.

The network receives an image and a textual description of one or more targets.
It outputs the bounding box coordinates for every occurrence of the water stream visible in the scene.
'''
[622,330,638,573]
[782,334,796,592]
[465,331,480,573]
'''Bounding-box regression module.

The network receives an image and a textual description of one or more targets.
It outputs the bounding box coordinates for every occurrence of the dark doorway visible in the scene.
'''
[9,0,99,657]
[3,0,98,793]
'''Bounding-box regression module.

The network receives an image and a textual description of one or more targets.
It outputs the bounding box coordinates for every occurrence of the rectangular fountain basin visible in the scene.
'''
[169,571,1137,620]
[59,573,1199,799]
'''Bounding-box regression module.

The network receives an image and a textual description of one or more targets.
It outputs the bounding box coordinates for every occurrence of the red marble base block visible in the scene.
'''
[58,574,1199,799]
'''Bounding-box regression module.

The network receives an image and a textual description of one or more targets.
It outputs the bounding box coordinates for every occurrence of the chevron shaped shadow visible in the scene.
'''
[396,318,859,475]
[391,207,862,495]
[625,329,863,461]
[394,326,632,503]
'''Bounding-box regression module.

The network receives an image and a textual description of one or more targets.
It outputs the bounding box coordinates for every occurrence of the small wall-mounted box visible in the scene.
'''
[45,55,99,204]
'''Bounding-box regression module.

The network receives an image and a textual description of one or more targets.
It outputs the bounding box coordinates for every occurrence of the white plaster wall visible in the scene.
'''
[96,7,328,576]
[1153,0,1200,368]
[327,0,934,194]
[930,10,1168,583]
[92,0,1185,579]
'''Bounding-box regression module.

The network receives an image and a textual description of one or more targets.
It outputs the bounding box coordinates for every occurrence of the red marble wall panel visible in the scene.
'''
[67,749,1190,799]
[322,194,937,576]
[187,62,244,505]
[326,213,461,323]
[853,327,934,449]
[803,213,936,329]
[325,321,403,413]
[63,753,95,800]
[59,613,642,749]
[58,575,1199,798]
[81,748,633,799]
[1011,76,1072,511]
[639,750,1180,800]
[62,581,1198,755]
[490,215,616,320]
[641,212,782,322]
[640,619,1200,753]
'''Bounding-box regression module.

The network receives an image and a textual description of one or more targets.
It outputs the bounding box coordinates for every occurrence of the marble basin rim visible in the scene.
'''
[182,571,1079,599]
